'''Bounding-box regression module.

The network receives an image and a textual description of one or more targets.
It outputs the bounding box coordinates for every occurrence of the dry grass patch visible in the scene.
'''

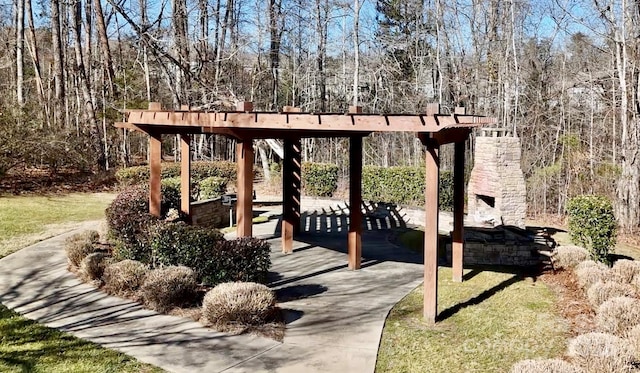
[596,296,640,337]
[586,281,635,307]
[201,282,276,331]
[78,252,114,283]
[575,263,609,290]
[511,358,583,373]
[65,230,100,269]
[628,325,640,362]
[567,332,634,373]
[611,259,640,284]
[103,260,149,297]
[140,266,197,313]
[554,246,589,271]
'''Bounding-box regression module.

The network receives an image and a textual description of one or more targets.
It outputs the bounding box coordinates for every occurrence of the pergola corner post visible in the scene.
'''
[180,134,191,221]
[423,142,440,323]
[452,142,466,283]
[348,106,363,270]
[148,100,163,218]
[282,137,302,254]
[236,138,254,237]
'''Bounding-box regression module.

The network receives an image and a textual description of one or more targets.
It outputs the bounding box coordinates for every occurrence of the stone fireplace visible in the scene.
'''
[467,130,527,228]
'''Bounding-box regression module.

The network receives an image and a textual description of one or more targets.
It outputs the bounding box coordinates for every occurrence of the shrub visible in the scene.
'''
[554,246,590,270]
[586,281,635,307]
[161,177,182,211]
[115,166,149,185]
[65,230,100,268]
[103,260,149,296]
[78,252,115,283]
[610,259,640,284]
[575,265,609,290]
[596,296,640,337]
[198,176,227,200]
[191,161,236,181]
[149,223,270,286]
[302,162,339,197]
[566,195,617,264]
[575,260,606,271]
[567,332,634,373]
[140,266,197,313]
[628,325,640,361]
[201,282,276,328]
[510,359,583,373]
[105,185,158,262]
[115,161,236,186]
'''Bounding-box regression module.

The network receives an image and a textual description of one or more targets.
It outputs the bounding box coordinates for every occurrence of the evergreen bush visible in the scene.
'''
[301,162,339,197]
[198,176,227,200]
[566,195,617,264]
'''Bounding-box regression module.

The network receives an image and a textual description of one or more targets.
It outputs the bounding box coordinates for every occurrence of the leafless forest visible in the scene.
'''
[1,0,639,230]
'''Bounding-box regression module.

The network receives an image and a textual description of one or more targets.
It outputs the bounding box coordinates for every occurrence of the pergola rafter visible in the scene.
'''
[115,102,496,323]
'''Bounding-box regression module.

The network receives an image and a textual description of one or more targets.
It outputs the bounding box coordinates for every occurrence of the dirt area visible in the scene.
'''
[0,168,117,195]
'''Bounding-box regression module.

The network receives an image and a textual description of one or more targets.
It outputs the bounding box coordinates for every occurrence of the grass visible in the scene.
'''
[0,303,162,373]
[0,192,115,258]
[376,267,569,373]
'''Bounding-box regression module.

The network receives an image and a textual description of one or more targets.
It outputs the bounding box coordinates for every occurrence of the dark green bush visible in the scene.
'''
[161,177,182,210]
[198,176,227,200]
[115,161,236,186]
[192,161,236,181]
[361,166,454,209]
[567,195,617,264]
[302,162,339,197]
[149,222,270,286]
[115,166,149,185]
[105,185,158,262]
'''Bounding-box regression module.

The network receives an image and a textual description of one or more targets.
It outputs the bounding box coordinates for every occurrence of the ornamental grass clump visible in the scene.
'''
[628,325,640,361]
[201,282,276,331]
[140,266,197,313]
[596,296,640,337]
[610,259,640,284]
[567,332,634,373]
[65,230,101,269]
[586,281,636,307]
[510,358,583,373]
[78,252,115,283]
[103,260,149,296]
[575,265,609,290]
[554,246,589,270]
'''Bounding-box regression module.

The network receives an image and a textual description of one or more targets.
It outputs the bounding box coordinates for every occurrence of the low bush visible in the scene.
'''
[567,332,634,373]
[201,282,276,329]
[302,162,339,197]
[596,296,640,337]
[161,177,182,211]
[105,186,158,262]
[114,166,149,185]
[198,176,227,200]
[78,252,115,283]
[628,325,640,361]
[575,265,609,290]
[586,281,635,307]
[566,195,617,264]
[610,259,640,284]
[116,161,236,186]
[140,266,197,313]
[191,161,236,181]
[65,230,100,268]
[149,223,270,286]
[510,359,583,373]
[575,260,607,271]
[103,260,149,296]
[554,246,589,270]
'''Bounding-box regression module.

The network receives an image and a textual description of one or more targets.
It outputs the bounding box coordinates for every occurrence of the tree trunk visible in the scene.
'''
[15,0,24,107]
[51,0,66,127]
[94,0,115,96]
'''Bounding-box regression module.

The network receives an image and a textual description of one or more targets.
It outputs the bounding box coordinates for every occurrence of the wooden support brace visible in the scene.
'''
[452,141,465,282]
[424,144,440,323]
[282,138,302,254]
[149,131,162,217]
[236,139,254,237]
[348,135,363,270]
[180,134,191,221]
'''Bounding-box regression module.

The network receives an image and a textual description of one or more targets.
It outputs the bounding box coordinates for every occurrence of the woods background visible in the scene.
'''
[1,0,639,230]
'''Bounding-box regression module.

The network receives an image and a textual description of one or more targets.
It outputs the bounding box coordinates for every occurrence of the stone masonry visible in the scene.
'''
[190,198,231,228]
[467,134,527,229]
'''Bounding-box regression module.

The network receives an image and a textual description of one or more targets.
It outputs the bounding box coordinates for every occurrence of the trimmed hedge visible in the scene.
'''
[302,162,339,197]
[115,161,236,186]
[567,195,617,264]
[149,222,270,286]
[362,166,454,209]
[198,176,227,200]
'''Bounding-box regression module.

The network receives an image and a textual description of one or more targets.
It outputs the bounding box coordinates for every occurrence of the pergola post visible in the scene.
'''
[348,106,363,270]
[149,131,162,217]
[180,134,191,220]
[236,139,254,237]
[452,141,466,282]
[282,137,302,254]
[424,143,440,322]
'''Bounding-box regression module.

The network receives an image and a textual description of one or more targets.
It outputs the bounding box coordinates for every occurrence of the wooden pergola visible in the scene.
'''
[116,101,495,323]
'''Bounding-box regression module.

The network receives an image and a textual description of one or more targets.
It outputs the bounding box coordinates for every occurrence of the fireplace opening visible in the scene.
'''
[477,195,495,208]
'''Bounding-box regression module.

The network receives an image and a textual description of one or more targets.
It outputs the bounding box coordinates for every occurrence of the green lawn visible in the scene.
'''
[376,267,568,372]
[0,192,115,258]
[0,192,162,372]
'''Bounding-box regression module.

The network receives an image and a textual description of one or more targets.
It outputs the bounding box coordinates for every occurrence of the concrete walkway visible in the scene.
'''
[0,214,424,373]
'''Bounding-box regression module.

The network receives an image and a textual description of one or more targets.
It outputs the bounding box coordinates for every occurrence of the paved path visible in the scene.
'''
[0,215,424,373]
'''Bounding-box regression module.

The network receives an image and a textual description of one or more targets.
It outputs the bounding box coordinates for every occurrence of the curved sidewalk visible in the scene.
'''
[0,218,424,373]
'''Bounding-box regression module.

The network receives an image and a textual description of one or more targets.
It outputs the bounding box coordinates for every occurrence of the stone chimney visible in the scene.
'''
[467,129,527,229]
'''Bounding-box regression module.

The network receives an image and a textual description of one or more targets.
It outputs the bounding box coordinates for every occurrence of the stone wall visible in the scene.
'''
[467,136,527,228]
[191,198,231,228]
